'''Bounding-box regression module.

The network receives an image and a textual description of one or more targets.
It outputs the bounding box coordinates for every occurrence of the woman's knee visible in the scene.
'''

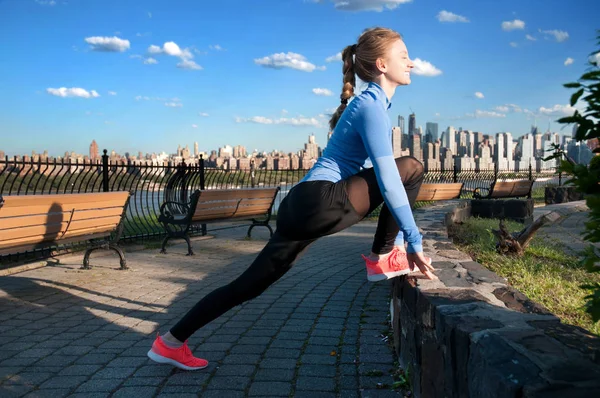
[395,156,424,176]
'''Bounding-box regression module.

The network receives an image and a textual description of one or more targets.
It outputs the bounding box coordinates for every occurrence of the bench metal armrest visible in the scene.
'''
[159,200,192,223]
[473,187,490,199]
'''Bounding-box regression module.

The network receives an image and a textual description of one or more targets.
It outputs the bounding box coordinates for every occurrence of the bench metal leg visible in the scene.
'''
[109,243,128,270]
[247,221,274,238]
[82,243,127,270]
[184,234,194,256]
[160,236,170,254]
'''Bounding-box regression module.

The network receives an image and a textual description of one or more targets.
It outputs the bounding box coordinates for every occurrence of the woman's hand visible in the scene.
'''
[406,252,438,280]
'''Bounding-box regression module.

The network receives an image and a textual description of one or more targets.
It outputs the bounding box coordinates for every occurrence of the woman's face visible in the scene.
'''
[383,39,414,86]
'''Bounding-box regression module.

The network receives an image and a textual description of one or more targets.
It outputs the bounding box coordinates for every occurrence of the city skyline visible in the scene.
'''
[1,0,597,158]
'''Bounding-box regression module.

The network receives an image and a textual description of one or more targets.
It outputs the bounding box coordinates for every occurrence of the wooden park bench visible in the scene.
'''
[473,180,534,199]
[416,183,464,201]
[0,192,132,269]
[158,187,280,255]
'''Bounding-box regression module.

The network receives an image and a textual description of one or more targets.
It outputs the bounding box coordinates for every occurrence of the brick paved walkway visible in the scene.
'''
[0,222,404,397]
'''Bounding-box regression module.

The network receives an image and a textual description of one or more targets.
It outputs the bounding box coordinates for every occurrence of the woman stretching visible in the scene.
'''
[148,26,437,370]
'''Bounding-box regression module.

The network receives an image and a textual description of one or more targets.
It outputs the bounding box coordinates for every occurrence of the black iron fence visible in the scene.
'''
[0,150,562,245]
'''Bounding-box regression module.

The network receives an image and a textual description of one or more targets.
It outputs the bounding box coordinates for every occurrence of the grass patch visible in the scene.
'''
[449,217,600,336]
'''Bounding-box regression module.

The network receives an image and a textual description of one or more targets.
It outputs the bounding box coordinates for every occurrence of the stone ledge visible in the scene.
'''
[390,200,600,398]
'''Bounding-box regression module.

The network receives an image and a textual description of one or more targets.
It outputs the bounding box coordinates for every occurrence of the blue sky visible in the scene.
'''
[1,0,598,158]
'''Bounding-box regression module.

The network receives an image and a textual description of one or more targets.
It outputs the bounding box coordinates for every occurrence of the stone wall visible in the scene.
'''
[390,200,600,397]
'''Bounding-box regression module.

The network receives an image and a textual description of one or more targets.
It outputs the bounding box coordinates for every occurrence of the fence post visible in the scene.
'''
[558,169,562,186]
[102,149,109,192]
[453,164,458,183]
[250,159,256,188]
[494,162,498,181]
[199,154,205,190]
[528,162,533,181]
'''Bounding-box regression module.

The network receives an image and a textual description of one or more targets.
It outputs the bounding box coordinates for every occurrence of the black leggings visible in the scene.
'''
[170,156,424,341]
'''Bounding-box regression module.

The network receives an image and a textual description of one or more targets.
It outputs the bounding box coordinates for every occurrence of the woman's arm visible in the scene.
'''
[356,103,423,254]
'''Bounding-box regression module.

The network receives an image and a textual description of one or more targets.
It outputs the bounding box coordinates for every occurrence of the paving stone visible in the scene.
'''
[132,365,174,377]
[204,376,250,390]
[111,386,158,398]
[295,376,336,391]
[221,354,262,365]
[301,354,337,365]
[6,371,54,386]
[293,392,337,398]
[201,390,246,398]
[121,376,166,387]
[163,372,209,386]
[260,358,299,369]
[213,364,256,377]
[91,366,136,380]
[39,375,87,389]
[248,381,292,396]
[253,368,295,382]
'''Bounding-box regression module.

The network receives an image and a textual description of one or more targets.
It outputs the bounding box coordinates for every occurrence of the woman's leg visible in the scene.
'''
[344,156,424,254]
[168,181,360,342]
[169,232,314,341]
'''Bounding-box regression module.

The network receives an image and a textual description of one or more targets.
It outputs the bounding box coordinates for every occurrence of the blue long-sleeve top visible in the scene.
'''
[301,81,422,253]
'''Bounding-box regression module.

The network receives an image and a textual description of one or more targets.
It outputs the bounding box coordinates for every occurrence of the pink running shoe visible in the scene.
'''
[147,334,208,370]
[361,248,432,282]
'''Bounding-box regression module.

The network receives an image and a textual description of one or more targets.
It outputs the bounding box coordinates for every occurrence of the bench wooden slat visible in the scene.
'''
[0,214,121,245]
[0,199,129,218]
[198,188,279,201]
[0,208,124,230]
[194,198,274,211]
[192,205,273,222]
[0,232,114,256]
[0,192,129,208]
[489,180,533,198]
[416,183,463,201]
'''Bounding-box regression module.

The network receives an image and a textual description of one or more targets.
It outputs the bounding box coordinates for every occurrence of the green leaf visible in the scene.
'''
[581,71,600,81]
[564,82,582,88]
[571,88,585,106]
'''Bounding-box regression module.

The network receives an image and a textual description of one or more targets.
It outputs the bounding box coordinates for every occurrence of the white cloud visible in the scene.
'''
[540,29,569,42]
[209,44,224,51]
[47,87,100,98]
[510,42,518,48]
[199,112,209,117]
[475,110,505,118]
[474,92,484,99]
[564,57,574,66]
[281,109,289,114]
[255,52,325,72]
[108,91,117,95]
[312,88,333,96]
[147,11,152,18]
[436,10,469,23]
[177,59,202,70]
[310,0,412,12]
[538,104,576,117]
[136,96,180,102]
[326,52,342,62]
[235,115,322,127]
[35,0,56,5]
[502,19,525,31]
[144,57,158,64]
[526,34,536,41]
[84,36,130,52]
[590,53,600,66]
[165,102,183,108]
[148,41,202,70]
[494,104,522,113]
[412,58,442,76]
[192,124,198,128]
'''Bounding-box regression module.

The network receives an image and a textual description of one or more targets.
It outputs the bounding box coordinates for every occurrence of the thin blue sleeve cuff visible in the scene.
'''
[406,243,423,254]
[394,231,404,246]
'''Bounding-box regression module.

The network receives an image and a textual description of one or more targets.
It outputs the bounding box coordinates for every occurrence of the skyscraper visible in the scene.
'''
[89,140,99,162]
[398,116,405,134]
[408,113,416,136]
[391,126,402,158]
[304,134,319,160]
[425,122,438,143]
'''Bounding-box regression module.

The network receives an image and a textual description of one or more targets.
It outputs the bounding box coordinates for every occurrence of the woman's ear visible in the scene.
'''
[375,57,387,73]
